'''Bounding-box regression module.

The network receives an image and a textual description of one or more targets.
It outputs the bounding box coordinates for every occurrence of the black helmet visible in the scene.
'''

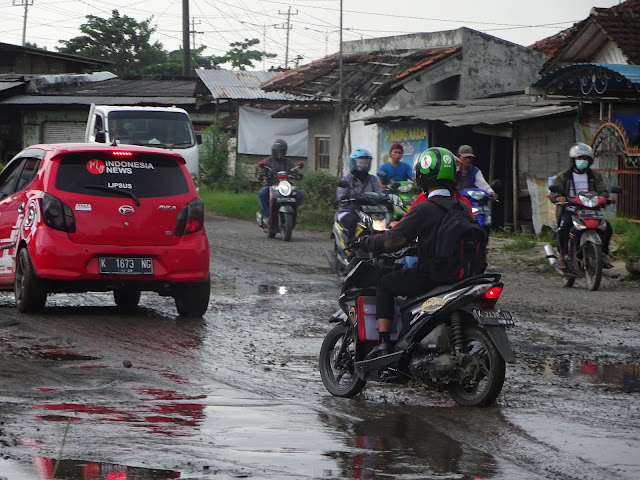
[272,139,288,159]
[414,147,457,192]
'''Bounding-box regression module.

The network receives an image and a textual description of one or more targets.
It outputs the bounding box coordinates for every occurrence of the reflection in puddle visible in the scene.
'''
[32,456,180,479]
[259,284,288,295]
[541,358,640,392]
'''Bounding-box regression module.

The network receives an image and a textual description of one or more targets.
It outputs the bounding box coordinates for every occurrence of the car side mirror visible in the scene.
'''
[196,133,203,145]
[95,131,106,143]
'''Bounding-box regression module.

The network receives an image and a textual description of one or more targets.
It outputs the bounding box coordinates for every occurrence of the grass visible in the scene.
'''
[501,235,538,251]
[198,188,258,222]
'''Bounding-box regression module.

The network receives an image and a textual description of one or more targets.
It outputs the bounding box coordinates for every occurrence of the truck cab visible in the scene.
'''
[85,104,202,181]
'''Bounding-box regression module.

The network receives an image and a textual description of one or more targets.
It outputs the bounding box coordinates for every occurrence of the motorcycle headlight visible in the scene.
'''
[469,191,486,201]
[277,180,292,196]
[578,193,598,208]
[372,219,387,231]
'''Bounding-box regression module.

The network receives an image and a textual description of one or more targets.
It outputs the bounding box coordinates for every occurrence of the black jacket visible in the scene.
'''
[261,155,296,186]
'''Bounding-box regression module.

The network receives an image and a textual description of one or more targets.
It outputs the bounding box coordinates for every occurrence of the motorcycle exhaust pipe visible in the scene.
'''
[544,244,557,266]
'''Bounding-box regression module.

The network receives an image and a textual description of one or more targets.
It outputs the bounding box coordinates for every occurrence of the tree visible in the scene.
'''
[213,38,277,70]
[56,9,166,77]
[153,46,221,76]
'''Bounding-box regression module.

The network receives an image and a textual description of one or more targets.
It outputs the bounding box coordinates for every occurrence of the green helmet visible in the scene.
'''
[414,147,457,191]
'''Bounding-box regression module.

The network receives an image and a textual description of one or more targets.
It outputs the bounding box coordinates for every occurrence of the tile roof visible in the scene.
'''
[260,47,461,111]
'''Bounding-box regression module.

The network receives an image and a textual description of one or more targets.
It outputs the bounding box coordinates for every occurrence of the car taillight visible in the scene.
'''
[40,193,76,233]
[175,198,204,236]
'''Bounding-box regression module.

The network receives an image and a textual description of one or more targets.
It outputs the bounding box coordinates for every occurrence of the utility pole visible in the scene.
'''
[190,18,203,50]
[337,0,345,176]
[13,0,33,46]
[240,21,282,70]
[276,6,298,69]
[182,0,191,76]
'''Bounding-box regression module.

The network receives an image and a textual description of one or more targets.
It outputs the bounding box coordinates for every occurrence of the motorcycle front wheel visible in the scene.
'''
[449,326,506,407]
[319,324,366,397]
[280,213,293,242]
[584,242,603,291]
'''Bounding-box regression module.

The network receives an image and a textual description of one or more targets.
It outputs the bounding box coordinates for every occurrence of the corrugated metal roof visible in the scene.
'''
[1,95,196,106]
[362,95,576,127]
[533,63,640,88]
[196,69,309,101]
[0,81,23,92]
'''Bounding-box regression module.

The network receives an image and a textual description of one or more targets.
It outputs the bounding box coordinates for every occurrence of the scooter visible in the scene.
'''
[378,172,419,222]
[319,250,515,406]
[256,161,303,242]
[544,184,622,291]
[325,183,394,275]
[459,180,501,238]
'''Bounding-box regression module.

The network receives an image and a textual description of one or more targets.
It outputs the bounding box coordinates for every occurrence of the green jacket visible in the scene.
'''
[549,167,608,223]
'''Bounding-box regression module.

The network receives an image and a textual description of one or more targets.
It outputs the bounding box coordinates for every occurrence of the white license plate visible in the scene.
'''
[99,257,153,275]
[472,308,515,325]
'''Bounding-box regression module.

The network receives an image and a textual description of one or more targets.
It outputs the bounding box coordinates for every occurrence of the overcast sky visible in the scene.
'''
[0,0,623,71]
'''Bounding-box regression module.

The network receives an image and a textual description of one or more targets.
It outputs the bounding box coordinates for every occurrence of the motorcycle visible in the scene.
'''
[378,174,419,222]
[325,182,394,275]
[319,251,515,406]
[256,161,303,242]
[545,184,622,291]
[459,180,501,238]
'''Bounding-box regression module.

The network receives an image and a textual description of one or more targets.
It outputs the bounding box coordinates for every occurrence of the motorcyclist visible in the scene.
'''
[457,145,499,201]
[549,142,615,270]
[257,139,304,227]
[349,147,467,358]
[377,143,415,189]
[336,148,382,241]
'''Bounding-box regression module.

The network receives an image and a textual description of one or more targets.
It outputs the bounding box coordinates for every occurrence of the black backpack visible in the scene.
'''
[427,199,487,283]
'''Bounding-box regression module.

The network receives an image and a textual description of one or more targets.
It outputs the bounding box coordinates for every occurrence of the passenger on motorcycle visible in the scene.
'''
[349,147,467,358]
[258,139,304,227]
[457,145,499,201]
[336,148,383,241]
[549,142,615,270]
[377,143,415,189]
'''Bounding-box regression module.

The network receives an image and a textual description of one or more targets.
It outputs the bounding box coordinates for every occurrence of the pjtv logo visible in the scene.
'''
[86,159,106,175]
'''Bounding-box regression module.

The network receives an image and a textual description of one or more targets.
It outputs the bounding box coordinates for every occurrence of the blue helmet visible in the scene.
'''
[349,148,372,175]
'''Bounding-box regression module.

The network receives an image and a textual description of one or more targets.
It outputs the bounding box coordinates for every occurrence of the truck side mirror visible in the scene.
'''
[95,131,106,143]
[196,133,203,145]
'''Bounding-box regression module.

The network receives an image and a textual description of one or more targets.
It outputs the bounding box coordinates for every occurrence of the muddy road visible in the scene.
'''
[0,214,639,479]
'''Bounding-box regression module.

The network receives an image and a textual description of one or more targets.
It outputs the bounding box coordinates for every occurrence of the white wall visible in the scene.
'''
[346,109,380,176]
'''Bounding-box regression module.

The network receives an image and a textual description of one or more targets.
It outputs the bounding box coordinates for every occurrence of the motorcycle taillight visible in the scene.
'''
[40,193,76,233]
[175,198,204,236]
[478,285,502,307]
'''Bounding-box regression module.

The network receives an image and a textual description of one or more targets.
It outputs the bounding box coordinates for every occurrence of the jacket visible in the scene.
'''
[549,167,608,223]
[261,155,296,186]
[336,173,382,214]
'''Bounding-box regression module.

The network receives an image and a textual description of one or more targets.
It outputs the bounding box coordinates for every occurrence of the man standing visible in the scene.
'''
[377,143,415,188]
[457,145,499,200]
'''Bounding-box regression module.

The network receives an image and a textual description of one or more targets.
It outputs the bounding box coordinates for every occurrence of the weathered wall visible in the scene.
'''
[22,108,88,146]
[308,110,340,174]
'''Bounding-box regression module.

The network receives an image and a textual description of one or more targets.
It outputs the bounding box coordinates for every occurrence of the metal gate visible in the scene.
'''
[591,122,640,219]
[42,121,86,144]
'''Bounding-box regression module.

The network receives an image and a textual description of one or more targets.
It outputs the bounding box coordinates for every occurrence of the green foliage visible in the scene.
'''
[296,170,338,230]
[610,218,640,259]
[502,235,537,251]
[212,38,276,70]
[199,123,248,191]
[154,47,221,76]
[198,188,258,222]
[57,9,166,77]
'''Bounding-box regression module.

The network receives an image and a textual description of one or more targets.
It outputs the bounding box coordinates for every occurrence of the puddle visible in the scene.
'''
[258,284,288,295]
[0,457,179,479]
[540,357,640,392]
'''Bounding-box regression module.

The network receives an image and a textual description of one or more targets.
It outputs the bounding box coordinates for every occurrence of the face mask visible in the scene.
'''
[575,159,589,171]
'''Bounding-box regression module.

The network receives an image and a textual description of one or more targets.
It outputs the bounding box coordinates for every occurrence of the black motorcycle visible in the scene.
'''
[319,253,515,406]
[256,161,303,242]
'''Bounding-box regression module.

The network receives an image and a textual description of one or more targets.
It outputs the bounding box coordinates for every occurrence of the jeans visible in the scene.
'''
[259,186,304,217]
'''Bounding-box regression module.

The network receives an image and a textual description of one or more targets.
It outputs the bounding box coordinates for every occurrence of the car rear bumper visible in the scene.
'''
[30,229,210,283]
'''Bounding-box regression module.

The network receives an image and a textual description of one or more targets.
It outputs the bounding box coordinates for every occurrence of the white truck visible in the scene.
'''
[85,104,202,180]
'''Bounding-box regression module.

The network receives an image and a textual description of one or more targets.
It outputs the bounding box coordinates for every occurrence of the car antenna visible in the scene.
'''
[111,139,118,147]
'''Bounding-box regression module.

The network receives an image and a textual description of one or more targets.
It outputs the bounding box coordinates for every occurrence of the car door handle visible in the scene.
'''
[17,202,24,213]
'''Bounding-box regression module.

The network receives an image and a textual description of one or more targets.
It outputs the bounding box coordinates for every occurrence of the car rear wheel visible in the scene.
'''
[15,248,47,313]
[114,288,141,309]
[174,278,210,318]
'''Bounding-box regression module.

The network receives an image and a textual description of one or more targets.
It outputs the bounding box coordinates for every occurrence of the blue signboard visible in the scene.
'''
[380,122,429,168]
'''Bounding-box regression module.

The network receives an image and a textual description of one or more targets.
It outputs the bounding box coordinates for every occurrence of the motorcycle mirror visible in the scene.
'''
[549,184,563,193]
[337,180,350,188]
[298,161,304,168]
[490,179,503,191]
[376,170,387,178]
[390,181,401,189]
[610,185,622,194]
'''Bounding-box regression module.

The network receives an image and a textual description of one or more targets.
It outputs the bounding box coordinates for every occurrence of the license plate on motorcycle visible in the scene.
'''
[578,210,604,219]
[472,308,515,325]
[99,257,153,275]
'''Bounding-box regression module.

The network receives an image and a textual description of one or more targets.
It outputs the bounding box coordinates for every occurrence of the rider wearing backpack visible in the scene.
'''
[349,147,487,358]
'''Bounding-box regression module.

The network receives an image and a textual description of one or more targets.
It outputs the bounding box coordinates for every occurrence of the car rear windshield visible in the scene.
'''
[55,152,190,198]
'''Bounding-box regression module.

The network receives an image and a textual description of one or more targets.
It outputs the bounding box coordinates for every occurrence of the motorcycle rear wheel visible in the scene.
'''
[319,324,366,397]
[449,326,506,407]
[584,242,603,291]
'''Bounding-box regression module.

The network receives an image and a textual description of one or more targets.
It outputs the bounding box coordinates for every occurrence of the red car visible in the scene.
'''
[0,143,210,317]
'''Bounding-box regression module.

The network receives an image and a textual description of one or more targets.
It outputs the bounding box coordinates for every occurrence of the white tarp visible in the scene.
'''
[238,106,308,157]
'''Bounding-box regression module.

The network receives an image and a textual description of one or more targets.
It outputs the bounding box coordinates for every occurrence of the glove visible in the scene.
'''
[346,236,367,251]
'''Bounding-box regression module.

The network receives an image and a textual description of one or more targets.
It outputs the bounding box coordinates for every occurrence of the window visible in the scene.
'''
[315,136,330,170]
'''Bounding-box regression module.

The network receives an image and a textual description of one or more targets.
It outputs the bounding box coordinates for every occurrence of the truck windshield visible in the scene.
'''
[108,111,195,149]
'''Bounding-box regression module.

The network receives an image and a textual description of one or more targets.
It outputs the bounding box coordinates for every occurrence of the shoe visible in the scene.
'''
[556,259,566,270]
[603,261,614,269]
[365,342,390,360]
[262,217,270,228]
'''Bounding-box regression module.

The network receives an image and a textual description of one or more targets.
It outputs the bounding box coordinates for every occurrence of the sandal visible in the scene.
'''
[603,261,614,269]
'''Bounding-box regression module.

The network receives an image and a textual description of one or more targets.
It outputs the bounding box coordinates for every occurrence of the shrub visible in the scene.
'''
[296,170,338,230]
[199,123,249,192]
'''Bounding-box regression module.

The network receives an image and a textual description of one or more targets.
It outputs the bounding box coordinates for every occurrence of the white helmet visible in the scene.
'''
[569,142,593,160]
